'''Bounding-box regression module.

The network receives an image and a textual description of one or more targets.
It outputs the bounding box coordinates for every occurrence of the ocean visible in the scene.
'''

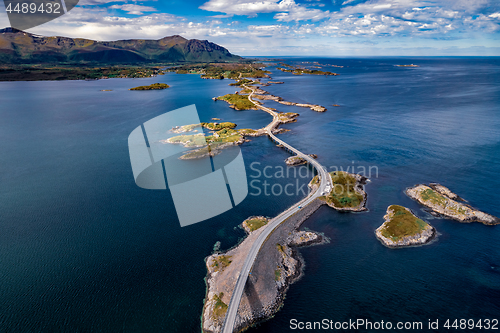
[0,57,499,332]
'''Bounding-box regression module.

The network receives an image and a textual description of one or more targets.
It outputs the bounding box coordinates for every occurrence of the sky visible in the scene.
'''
[1,0,499,56]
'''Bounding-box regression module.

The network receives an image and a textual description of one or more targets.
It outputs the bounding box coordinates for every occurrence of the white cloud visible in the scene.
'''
[489,12,500,18]
[200,0,330,21]
[109,4,157,15]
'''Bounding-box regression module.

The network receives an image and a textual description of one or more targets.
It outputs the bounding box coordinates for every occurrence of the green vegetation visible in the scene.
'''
[322,171,364,209]
[380,205,428,241]
[130,83,169,90]
[206,128,242,144]
[245,218,268,232]
[201,73,224,79]
[202,122,236,131]
[420,188,447,206]
[212,293,228,319]
[419,188,467,216]
[169,62,269,80]
[274,269,282,281]
[276,243,285,254]
[229,78,254,86]
[216,93,258,110]
[0,65,163,81]
[211,255,232,272]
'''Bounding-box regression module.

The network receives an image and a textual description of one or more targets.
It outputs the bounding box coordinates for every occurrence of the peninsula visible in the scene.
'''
[406,184,500,225]
[375,205,436,248]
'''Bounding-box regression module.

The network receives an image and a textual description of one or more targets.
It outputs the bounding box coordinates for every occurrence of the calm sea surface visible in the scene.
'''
[0,58,499,332]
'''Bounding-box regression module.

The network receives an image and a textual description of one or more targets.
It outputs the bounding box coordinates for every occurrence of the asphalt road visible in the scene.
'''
[221,86,332,333]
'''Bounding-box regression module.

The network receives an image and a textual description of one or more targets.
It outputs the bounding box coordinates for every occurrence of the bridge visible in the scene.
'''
[221,85,332,333]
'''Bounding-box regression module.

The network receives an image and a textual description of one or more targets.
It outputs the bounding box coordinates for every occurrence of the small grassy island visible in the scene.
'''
[406,184,500,225]
[129,83,170,90]
[311,171,367,211]
[376,205,436,248]
[215,93,259,110]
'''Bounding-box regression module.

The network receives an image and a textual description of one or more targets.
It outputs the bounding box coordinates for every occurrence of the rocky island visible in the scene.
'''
[406,184,499,225]
[375,205,436,248]
[311,171,368,212]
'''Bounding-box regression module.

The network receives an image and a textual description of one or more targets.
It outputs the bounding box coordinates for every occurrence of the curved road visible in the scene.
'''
[221,85,332,333]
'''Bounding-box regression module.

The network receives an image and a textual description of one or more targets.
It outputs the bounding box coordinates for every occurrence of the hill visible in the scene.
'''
[0,27,241,64]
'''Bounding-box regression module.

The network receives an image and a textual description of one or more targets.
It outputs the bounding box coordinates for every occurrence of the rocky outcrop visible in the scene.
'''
[277,100,327,112]
[285,154,317,166]
[406,184,500,225]
[375,206,436,248]
[429,183,464,201]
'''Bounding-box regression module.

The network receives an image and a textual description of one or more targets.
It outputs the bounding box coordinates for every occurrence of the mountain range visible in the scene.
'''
[0,27,241,64]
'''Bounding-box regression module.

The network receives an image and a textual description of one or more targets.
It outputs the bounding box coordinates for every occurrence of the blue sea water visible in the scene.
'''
[0,58,499,332]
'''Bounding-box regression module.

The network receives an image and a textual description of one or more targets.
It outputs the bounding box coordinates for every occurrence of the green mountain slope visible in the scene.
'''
[0,27,241,64]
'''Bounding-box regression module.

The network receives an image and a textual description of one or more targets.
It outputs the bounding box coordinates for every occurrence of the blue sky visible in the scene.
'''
[1,0,499,55]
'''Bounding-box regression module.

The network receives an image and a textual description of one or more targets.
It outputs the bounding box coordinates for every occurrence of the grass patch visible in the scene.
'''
[129,83,169,90]
[274,269,281,281]
[211,255,232,272]
[202,122,236,131]
[420,188,447,206]
[216,93,257,110]
[380,205,428,241]
[209,128,242,144]
[212,292,228,319]
[324,171,364,209]
[276,243,285,254]
[245,218,268,232]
